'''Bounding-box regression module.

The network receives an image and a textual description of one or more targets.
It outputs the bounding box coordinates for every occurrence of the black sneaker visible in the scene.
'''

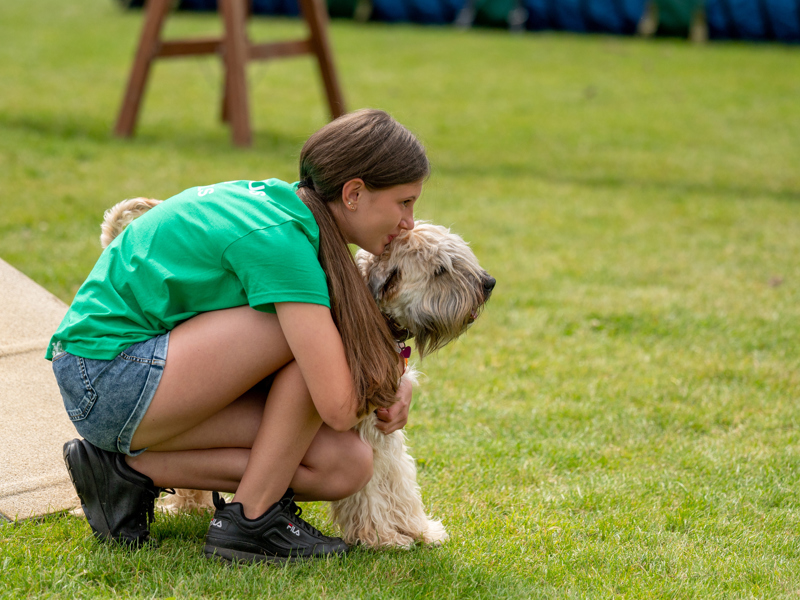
[203,490,349,564]
[63,438,168,546]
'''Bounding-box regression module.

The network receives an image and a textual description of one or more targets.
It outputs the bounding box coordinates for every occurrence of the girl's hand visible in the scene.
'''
[375,377,413,434]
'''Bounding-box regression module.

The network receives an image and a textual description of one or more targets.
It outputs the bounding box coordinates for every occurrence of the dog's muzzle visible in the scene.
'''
[465,272,496,324]
[482,273,496,298]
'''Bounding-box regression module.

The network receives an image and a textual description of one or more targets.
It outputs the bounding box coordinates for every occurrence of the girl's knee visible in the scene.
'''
[337,432,373,498]
[352,434,374,491]
[304,425,373,500]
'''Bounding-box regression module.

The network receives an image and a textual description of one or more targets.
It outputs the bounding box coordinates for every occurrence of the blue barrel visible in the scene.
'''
[178,0,218,10]
[407,0,466,23]
[707,0,800,41]
[764,0,800,41]
[251,0,300,15]
[370,0,412,21]
[585,0,647,33]
[524,0,647,33]
[551,0,589,31]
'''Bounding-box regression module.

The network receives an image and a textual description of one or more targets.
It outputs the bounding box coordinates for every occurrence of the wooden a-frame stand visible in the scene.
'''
[114,0,346,147]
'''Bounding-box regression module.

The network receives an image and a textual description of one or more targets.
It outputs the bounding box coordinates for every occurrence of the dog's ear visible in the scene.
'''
[368,267,400,301]
[431,253,455,279]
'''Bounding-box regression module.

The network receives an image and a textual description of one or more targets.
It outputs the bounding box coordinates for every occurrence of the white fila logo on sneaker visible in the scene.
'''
[210,519,224,528]
[286,523,301,537]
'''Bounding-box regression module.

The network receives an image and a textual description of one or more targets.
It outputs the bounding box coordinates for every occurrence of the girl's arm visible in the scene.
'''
[275,302,360,431]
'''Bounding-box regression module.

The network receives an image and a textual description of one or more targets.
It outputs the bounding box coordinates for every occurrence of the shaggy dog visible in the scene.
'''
[99,197,495,548]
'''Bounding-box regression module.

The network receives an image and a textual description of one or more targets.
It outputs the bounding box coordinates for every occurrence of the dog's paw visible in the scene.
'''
[420,519,449,546]
[343,527,416,549]
[377,532,417,549]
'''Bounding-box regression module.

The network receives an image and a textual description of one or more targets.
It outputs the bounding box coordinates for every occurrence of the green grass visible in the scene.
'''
[2,0,800,597]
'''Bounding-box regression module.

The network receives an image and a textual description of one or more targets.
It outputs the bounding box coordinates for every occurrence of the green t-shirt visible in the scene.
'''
[46,179,330,360]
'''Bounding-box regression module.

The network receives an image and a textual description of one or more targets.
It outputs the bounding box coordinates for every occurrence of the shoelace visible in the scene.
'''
[140,487,175,529]
[135,495,155,536]
[286,499,327,538]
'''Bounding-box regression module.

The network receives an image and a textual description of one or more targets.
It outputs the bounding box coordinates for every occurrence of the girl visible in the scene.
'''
[49,109,428,564]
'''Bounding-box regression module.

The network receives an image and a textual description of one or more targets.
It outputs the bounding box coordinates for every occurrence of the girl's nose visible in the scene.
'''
[400,211,415,231]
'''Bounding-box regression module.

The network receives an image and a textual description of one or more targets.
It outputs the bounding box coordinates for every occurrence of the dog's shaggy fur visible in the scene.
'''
[99,197,494,548]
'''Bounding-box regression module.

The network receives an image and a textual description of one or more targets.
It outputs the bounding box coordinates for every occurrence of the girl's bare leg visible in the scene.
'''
[126,306,369,518]
[129,307,293,448]
[127,427,372,502]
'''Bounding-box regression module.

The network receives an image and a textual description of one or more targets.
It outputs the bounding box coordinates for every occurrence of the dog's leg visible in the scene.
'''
[330,412,448,548]
[330,419,415,547]
[156,488,215,514]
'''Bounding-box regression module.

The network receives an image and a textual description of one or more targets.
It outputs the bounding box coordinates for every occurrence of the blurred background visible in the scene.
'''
[120,0,800,43]
[2,0,800,596]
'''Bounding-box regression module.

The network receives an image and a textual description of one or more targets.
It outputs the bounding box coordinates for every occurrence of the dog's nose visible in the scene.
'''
[483,275,496,293]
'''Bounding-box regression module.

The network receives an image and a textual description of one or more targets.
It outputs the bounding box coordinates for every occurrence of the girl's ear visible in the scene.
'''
[341,178,364,212]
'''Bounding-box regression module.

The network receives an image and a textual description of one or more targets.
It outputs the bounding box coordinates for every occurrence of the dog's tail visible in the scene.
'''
[100,197,162,249]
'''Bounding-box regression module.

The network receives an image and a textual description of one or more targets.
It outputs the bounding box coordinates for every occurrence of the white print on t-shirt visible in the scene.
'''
[248,181,267,197]
[197,186,215,197]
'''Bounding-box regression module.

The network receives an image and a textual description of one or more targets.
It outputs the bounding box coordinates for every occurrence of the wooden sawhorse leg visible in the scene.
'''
[300,0,346,119]
[114,0,346,147]
[114,0,172,138]
[220,0,252,147]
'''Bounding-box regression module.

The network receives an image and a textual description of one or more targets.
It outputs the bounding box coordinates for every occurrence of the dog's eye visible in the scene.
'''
[434,265,447,277]
[381,268,400,296]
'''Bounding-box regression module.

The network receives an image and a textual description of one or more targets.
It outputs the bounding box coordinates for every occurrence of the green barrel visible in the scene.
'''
[327,0,359,18]
[656,0,704,36]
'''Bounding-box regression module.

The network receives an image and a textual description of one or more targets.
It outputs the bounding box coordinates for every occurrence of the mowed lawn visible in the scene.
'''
[1,1,799,598]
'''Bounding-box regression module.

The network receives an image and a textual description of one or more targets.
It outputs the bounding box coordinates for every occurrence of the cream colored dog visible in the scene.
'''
[100,197,495,548]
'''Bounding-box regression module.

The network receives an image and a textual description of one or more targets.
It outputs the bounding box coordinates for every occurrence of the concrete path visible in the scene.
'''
[0,258,79,521]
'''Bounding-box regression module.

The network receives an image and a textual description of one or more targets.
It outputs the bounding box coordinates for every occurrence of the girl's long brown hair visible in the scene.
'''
[296,109,430,415]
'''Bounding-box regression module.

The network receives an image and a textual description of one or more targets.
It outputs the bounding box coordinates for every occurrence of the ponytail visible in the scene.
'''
[296,109,430,414]
[298,186,403,414]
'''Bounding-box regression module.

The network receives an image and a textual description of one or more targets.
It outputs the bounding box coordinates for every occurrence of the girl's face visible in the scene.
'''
[334,180,422,256]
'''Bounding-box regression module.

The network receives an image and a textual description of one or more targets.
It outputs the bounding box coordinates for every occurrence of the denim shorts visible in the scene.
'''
[51,333,169,456]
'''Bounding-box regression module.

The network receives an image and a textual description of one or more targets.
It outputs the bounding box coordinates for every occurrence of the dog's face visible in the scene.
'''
[355,222,495,358]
